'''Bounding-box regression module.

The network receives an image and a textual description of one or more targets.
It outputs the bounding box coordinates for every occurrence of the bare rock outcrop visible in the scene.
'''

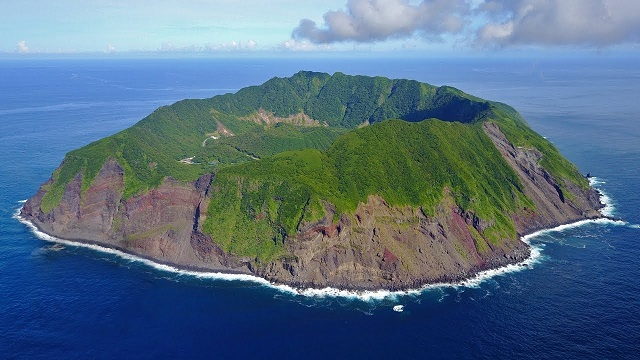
[483,121,602,234]
[258,195,529,290]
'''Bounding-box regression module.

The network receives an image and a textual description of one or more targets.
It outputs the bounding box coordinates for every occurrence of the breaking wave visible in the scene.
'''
[589,177,615,217]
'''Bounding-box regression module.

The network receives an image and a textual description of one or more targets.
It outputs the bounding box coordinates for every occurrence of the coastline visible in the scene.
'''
[14,180,623,300]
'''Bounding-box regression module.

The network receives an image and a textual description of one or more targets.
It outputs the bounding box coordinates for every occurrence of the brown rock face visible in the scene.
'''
[483,122,602,234]
[21,123,603,290]
[257,195,530,290]
[23,159,124,239]
[22,159,249,274]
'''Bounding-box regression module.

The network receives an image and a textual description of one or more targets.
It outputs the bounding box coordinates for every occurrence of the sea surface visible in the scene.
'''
[1,56,639,359]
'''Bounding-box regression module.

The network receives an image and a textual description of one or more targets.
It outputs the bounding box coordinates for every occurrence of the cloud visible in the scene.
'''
[17,40,28,53]
[290,0,640,48]
[277,39,332,51]
[206,40,258,51]
[205,40,240,51]
[476,0,640,47]
[292,0,469,43]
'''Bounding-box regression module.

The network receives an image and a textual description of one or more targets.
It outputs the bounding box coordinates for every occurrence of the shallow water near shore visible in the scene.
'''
[2,57,639,359]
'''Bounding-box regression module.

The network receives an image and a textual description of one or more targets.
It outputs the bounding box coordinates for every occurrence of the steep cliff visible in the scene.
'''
[21,72,603,290]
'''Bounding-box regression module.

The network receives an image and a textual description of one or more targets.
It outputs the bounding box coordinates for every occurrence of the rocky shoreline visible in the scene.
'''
[19,204,607,293]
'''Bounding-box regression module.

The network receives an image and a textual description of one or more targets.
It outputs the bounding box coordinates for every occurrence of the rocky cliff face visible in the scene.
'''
[258,194,530,290]
[483,122,602,233]
[21,123,603,291]
[22,159,251,274]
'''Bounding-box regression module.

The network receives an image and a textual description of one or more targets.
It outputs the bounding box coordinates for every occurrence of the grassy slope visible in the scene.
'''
[488,103,589,191]
[39,99,347,212]
[39,71,492,212]
[203,119,533,261]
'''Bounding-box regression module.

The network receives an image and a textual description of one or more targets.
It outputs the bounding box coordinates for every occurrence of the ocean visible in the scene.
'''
[1,56,639,359]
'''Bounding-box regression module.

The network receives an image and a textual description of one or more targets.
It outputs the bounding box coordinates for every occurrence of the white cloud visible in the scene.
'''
[205,40,241,51]
[247,39,258,49]
[105,44,116,53]
[291,0,640,48]
[17,40,28,53]
[292,0,468,43]
[277,39,332,51]
[476,0,640,47]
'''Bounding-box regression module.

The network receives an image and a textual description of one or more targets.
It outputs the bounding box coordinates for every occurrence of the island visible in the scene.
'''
[20,71,603,291]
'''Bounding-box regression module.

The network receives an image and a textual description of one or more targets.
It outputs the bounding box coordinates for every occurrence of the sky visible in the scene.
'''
[2,0,640,56]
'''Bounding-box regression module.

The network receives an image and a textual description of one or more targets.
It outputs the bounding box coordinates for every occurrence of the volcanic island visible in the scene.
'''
[21,71,603,291]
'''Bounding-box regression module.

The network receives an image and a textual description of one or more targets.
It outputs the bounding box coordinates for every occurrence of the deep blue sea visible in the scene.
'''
[1,56,639,359]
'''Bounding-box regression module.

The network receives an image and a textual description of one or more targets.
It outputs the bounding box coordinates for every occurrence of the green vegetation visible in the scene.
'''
[37,71,590,261]
[203,119,529,258]
[41,71,496,211]
[207,71,489,126]
[204,122,348,161]
[488,103,589,191]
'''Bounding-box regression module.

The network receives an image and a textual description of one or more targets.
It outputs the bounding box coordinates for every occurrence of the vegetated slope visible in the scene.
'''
[204,119,531,262]
[39,71,494,212]
[22,71,601,290]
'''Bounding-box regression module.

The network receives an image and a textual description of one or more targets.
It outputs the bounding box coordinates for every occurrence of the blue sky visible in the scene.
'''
[3,0,639,56]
